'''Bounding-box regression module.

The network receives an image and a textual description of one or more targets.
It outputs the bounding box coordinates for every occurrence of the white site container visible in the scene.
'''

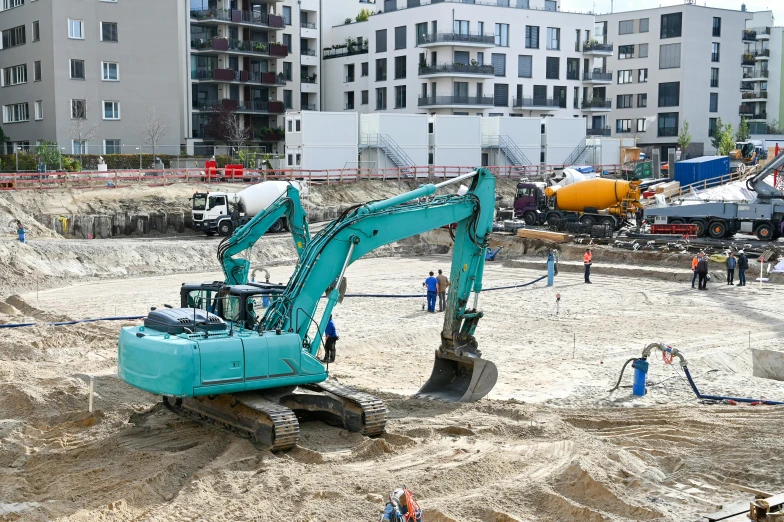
[359,113,428,169]
[600,138,621,166]
[542,117,587,166]
[431,115,481,173]
[480,117,541,166]
[284,111,358,171]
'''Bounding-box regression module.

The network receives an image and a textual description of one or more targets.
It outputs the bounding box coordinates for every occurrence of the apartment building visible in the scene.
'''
[742,11,782,134]
[598,5,753,157]
[0,0,185,154]
[321,0,603,122]
[185,0,320,154]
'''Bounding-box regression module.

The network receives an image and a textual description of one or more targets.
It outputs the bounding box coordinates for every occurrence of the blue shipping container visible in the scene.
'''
[673,156,730,187]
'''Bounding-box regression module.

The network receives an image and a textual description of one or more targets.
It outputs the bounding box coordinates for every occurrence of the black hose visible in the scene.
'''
[609,358,638,392]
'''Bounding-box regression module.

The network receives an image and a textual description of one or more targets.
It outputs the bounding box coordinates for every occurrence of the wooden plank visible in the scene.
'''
[516,228,573,243]
[728,484,773,498]
[704,493,784,521]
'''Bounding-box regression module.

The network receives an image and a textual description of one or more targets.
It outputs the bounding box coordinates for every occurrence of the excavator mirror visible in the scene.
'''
[338,277,348,304]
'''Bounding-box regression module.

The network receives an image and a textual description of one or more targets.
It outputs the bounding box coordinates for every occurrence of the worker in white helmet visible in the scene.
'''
[380,487,422,522]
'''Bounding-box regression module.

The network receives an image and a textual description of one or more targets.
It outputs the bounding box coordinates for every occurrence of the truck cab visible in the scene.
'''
[514,182,547,225]
[191,192,237,236]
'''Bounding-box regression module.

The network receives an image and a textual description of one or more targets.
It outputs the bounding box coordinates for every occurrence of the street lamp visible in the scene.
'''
[136,147,141,170]
[15,146,21,172]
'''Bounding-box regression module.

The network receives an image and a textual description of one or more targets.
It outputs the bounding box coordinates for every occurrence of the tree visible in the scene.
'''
[204,102,251,153]
[67,99,101,159]
[677,120,692,154]
[718,124,736,156]
[710,117,724,152]
[0,126,9,147]
[36,141,62,171]
[736,117,750,142]
[142,103,169,160]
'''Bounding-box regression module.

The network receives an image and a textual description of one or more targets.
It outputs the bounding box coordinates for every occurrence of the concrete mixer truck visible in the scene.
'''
[191,181,308,236]
[514,174,642,229]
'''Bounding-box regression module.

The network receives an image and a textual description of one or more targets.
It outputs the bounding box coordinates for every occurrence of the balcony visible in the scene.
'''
[740,81,755,91]
[301,75,317,84]
[512,97,558,110]
[583,40,613,55]
[193,99,285,115]
[302,104,316,111]
[755,49,770,60]
[300,22,316,29]
[587,127,611,137]
[191,38,289,58]
[417,95,494,108]
[301,48,316,56]
[743,70,769,80]
[742,91,768,100]
[257,127,285,142]
[583,70,612,83]
[742,53,756,66]
[581,99,612,111]
[743,29,757,41]
[190,9,284,29]
[192,68,285,86]
[753,26,771,39]
[417,32,496,48]
[418,63,495,78]
[323,42,369,60]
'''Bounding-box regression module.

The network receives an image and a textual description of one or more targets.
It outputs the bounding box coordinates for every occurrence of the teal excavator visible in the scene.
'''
[118,169,499,450]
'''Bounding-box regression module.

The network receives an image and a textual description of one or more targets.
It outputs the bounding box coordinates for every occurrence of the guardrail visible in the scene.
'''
[676,169,751,197]
[0,164,625,191]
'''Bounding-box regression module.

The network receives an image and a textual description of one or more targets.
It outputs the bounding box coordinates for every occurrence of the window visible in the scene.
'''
[361,62,368,77]
[283,62,292,81]
[2,64,26,86]
[416,22,427,46]
[346,64,355,82]
[72,140,87,154]
[491,53,506,76]
[495,23,509,47]
[659,43,681,69]
[282,5,291,25]
[658,82,680,107]
[376,58,387,81]
[544,0,556,11]
[639,43,648,58]
[710,68,719,88]
[32,21,39,42]
[638,68,648,83]
[711,43,720,62]
[393,56,405,79]
[453,50,469,65]
[2,25,25,48]
[376,87,387,110]
[525,26,539,49]
[68,19,84,39]
[712,17,721,37]
[395,85,406,108]
[660,12,682,39]
[70,59,85,80]
[637,93,647,107]
[553,86,566,108]
[454,20,469,35]
[533,85,547,102]
[102,62,119,81]
[567,58,579,80]
[3,102,28,123]
[361,90,368,105]
[103,101,120,120]
[617,70,632,84]
[616,119,632,133]
[619,20,633,35]
[518,55,532,78]
[345,91,355,110]
[33,61,40,81]
[709,93,718,112]
[636,118,647,132]
[283,90,292,109]
[618,45,634,59]
[104,140,120,154]
[639,18,649,33]
[283,34,292,53]
[494,84,508,107]
[34,100,42,120]
[376,29,387,53]
[101,22,118,42]
[71,99,86,119]
[546,27,560,50]
[658,112,678,137]
[394,26,406,50]
[546,57,559,79]
[617,94,633,109]
[709,118,718,137]
[2,0,24,10]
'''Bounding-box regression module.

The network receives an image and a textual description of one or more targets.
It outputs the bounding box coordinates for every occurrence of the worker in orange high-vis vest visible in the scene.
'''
[691,253,701,289]
[583,248,593,284]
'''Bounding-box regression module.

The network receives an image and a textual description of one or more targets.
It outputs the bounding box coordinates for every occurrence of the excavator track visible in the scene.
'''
[163,393,300,452]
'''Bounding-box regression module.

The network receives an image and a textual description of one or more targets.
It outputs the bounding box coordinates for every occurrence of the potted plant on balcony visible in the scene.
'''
[744,29,757,40]
[419,56,427,69]
[470,59,478,66]
[253,42,266,52]
[585,38,600,50]
[743,52,755,63]
[344,17,352,24]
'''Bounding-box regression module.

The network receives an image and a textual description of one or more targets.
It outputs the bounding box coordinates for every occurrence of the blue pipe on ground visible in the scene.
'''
[682,366,784,405]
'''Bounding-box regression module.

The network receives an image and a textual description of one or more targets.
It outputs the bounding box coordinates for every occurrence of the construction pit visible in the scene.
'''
[1,183,784,522]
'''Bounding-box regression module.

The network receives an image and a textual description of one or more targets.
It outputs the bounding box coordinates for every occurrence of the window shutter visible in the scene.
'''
[491,53,506,76]
[639,43,648,58]
[546,57,559,79]
[497,0,509,6]
[454,51,469,65]
[517,0,529,7]
[659,43,681,69]
[376,29,387,52]
[544,0,556,11]
[518,55,532,77]
[384,0,397,12]
[494,84,508,107]
[282,6,291,25]
[533,85,547,101]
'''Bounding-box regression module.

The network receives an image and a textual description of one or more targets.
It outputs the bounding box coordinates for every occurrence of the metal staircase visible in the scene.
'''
[563,138,589,166]
[360,134,415,170]
[482,135,531,173]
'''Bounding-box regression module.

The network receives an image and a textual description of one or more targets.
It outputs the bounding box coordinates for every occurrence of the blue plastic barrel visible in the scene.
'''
[632,359,649,396]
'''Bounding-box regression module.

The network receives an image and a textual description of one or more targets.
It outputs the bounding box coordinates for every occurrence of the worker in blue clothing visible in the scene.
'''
[423,271,438,313]
[380,487,423,522]
[323,315,338,363]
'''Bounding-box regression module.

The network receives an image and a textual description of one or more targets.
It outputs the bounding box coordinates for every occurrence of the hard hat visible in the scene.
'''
[392,488,407,507]
[739,250,744,254]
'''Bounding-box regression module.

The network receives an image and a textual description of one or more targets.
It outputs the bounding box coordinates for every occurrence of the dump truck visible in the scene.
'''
[514,176,642,229]
[191,180,307,236]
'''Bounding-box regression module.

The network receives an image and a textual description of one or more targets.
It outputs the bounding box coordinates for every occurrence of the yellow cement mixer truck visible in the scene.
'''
[514,174,643,229]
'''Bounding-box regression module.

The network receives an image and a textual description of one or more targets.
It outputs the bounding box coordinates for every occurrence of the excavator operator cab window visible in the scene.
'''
[207,195,226,211]
[216,294,241,324]
[186,289,212,311]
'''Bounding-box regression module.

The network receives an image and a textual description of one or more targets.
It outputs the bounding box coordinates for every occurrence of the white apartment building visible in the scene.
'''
[742,11,782,135]
[321,0,603,124]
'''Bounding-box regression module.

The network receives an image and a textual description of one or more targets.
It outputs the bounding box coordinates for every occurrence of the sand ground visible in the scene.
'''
[1,254,783,521]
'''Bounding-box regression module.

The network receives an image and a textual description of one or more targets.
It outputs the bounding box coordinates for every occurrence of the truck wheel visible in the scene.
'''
[670,218,685,225]
[270,218,285,234]
[600,216,616,228]
[708,221,727,239]
[580,215,596,226]
[755,222,774,240]
[218,221,234,237]
[690,219,707,237]
[523,212,537,226]
[545,212,560,224]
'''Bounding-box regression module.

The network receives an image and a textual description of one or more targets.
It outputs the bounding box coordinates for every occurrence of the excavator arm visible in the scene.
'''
[261,168,498,402]
[218,184,310,285]
[747,149,784,199]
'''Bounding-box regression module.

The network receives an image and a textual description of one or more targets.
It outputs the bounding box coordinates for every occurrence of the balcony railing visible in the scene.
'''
[345,76,355,82]
[742,54,756,65]
[743,29,757,41]
[583,41,613,53]
[190,9,284,29]
[742,91,768,99]
[582,70,613,82]
[300,22,316,29]
[301,48,316,56]
[192,68,285,85]
[418,63,495,76]
[417,32,496,46]
[418,95,494,107]
[301,76,317,84]
[582,99,612,109]
[191,37,289,57]
[513,97,557,108]
[302,104,316,111]
[193,99,285,114]
[743,70,769,79]
[345,103,355,110]
[741,81,755,90]
[587,127,611,137]
[323,43,369,59]
[749,26,771,36]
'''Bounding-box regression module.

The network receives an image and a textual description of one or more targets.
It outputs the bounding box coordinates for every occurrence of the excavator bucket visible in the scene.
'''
[417,349,498,402]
